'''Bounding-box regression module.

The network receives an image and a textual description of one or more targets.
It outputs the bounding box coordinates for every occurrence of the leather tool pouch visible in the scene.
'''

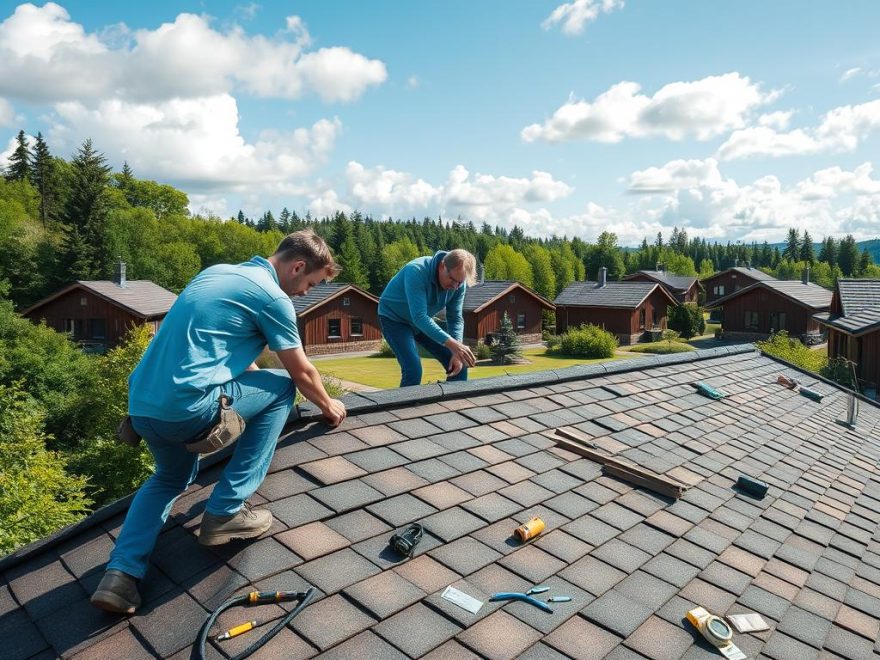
[185,394,246,454]
[116,415,142,447]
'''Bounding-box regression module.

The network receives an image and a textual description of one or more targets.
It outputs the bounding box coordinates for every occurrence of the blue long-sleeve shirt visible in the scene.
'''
[378,251,466,345]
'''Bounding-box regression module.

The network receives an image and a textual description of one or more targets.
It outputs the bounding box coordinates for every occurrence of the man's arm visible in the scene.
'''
[404,266,450,345]
[445,287,465,342]
[276,347,346,426]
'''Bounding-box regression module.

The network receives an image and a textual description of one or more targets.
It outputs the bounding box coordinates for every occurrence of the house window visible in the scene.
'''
[328,318,341,338]
[713,285,725,296]
[343,297,350,306]
[63,319,75,335]
[509,294,516,303]
[80,296,87,306]
[639,308,646,329]
[90,318,106,339]
[744,311,759,331]
[769,312,786,332]
[516,312,526,330]
[350,317,363,336]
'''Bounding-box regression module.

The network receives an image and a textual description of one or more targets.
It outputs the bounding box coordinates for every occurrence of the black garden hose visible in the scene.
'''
[195,587,316,660]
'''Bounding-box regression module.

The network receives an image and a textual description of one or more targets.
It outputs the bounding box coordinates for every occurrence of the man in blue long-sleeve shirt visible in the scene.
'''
[378,249,477,386]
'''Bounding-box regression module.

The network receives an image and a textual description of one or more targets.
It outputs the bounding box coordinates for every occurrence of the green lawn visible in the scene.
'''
[312,347,637,389]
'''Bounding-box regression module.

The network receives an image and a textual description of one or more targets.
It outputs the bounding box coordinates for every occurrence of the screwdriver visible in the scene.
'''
[216,620,258,641]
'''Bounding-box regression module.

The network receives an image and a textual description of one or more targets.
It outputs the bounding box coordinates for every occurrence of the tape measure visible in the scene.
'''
[686,606,746,660]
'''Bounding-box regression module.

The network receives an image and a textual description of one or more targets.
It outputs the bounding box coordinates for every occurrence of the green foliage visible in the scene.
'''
[474,341,491,360]
[336,231,370,290]
[756,331,827,373]
[295,373,346,403]
[374,338,395,357]
[820,356,858,390]
[522,244,556,299]
[668,303,706,339]
[490,311,523,365]
[628,341,695,354]
[484,244,534,287]
[553,324,618,358]
[584,232,625,281]
[0,382,92,555]
[383,238,424,282]
[4,130,31,182]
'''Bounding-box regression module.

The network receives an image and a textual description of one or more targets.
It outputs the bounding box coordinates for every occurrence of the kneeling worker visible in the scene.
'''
[91,229,346,614]
[379,249,478,387]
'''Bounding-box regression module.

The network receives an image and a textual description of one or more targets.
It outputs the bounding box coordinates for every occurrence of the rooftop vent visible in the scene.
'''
[597,266,607,288]
[114,259,127,288]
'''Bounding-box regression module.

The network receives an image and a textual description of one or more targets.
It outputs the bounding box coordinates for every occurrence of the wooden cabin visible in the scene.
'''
[462,281,555,345]
[815,279,880,392]
[623,266,701,304]
[702,265,776,305]
[554,269,679,345]
[706,274,832,342]
[21,264,176,352]
[292,282,381,355]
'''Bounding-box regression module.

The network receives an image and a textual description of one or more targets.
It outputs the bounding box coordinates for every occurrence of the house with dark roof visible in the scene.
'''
[292,282,381,355]
[555,268,679,344]
[623,266,701,304]
[462,281,555,345]
[702,265,777,306]
[706,272,832,342]
[3,344,880,659]
[21,263,177,351]
[815,279,880,392]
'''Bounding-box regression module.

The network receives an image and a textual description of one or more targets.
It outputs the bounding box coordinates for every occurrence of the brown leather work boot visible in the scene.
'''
[90,569,142,614]
[198,501,273,546]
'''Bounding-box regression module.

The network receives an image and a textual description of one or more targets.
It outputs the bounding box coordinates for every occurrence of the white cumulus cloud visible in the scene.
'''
[522,73,777,143]
[0,97,13,126]
[541,0,625,36]
[717,99,880,160]
[628,158,725,193]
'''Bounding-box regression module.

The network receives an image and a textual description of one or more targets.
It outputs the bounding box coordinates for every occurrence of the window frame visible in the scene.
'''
[350,316,363,336]
[516,311,526,330]
[744,311,759,331]
[327,318,342,339]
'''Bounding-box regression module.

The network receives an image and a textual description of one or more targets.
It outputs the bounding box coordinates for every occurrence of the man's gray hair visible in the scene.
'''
[443,249,477,286]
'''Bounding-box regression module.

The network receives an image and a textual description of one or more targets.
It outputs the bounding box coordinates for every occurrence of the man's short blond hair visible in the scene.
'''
[274,229,342,280]
[443,249,477,286]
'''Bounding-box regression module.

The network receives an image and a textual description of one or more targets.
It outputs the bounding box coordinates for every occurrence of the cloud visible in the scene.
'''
[521,73,777,143]
[757,110,792,130]
[46,95,341,191]
[628,158,725,193]
[717,99,880,160]
[0,97,13,126]
[541,0,625,36]
[0,3,387,103]
[308,188,353,218]
[406,75,420,89]
[841,67,862,82]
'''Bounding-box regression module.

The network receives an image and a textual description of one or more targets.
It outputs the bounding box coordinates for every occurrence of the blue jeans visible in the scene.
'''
[108,369,296,579]
[379,316,468,387]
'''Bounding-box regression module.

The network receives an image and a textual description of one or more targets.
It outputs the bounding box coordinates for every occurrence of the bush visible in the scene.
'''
[553,324,618,358]
[668,303,706,339]
[628,342,695,354]
[491,312,523,365]
[374,338,395,357]
[756,331,827,373]
[544,334,560,351]
[474,341,491,360]
[821,356,858,390]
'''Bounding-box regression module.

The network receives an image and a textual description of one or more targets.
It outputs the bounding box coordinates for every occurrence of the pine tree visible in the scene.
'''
[490,311,523,365]
[30,132,57,227]
[336,232,369,289]
[800,231,815,264]
[818,237,837,267]
[279,207,291,233]
[838,235,859,277]
[783,228,800,262]
[5,130,31,182]
[858,248,872,276]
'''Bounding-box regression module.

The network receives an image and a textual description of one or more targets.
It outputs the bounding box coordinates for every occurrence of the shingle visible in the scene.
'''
[373,603,462,657]
[430,537,502,576]
[343,570,426,620]
[393,554,462,594]
[624,615,696,660]
[310,480,385,513]
[413,482,473,510]
[421,507,486,542]
[130,588,207,657]
[534,530,592,564]
[499,545,567,583]
[563,515,619,546]
[582,589,654,637]
[295,548,381,594]
[591,539,651,573]
[823,624,875,659]
[276,521,350,560]
[461,492,523,523]
[559,555,626,596]
[457,610,543,660]
[362,466,430,496]
[502,574,593,635]
[544,615,622,658]
[291,593,375,650]
[762,631,821,660]
[315,631,407,660]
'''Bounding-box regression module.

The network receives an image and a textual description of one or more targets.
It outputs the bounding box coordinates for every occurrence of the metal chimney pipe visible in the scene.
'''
[598,266,607,287]
[802,267,810,285]
[114,259,127,288]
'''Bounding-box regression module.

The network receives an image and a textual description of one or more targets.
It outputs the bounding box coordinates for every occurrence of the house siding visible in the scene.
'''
[299,290,381,355]
[718,287,825,340]
[465,293,546,345]
[626,273,698,304]
[556,289,670,345]
[703,271,765,305]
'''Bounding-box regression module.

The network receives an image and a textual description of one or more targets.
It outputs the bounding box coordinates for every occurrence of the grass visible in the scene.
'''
[312,347,637,389]
[626,342,696,354]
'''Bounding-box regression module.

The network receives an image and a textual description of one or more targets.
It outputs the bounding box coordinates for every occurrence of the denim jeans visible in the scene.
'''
[108,368,297,579]
[379,316,468,387]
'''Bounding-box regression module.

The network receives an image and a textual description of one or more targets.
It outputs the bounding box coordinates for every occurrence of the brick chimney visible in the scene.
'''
[114,259,127,288]
[597,266,607,287]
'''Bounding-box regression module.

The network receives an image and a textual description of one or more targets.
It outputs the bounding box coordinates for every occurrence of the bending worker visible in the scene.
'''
[91,229,346,615]
[379,249,478,387]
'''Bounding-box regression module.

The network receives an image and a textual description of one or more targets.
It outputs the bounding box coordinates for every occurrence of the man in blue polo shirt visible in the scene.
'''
[91,229,346,614]
[379,249,478,386]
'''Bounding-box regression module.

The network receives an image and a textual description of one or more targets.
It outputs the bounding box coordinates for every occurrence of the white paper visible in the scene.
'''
[726,612,769,633]
[441,586,483,614]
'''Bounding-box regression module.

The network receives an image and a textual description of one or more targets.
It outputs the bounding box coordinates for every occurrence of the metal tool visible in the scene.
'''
[489,592,554,613]
[526,586,550,595]
[548,596,571,603]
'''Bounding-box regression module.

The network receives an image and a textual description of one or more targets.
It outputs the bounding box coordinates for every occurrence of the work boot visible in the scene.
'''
[90,569,141,614]
[198,501,273,546]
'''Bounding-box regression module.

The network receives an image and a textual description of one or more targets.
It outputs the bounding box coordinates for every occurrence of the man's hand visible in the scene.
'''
[446,356,465,377]
[444,338,476,368]
[322,399,347,427]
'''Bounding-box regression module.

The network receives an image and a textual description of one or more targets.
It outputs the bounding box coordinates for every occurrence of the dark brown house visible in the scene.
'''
[623,267,701,304]
[21,266,176,351]
[462,281,555,345]
[815,279,880,392]
[292,282,381,355]
[706,274,832,342]
[702,265,776,305]
[554,269,679,345]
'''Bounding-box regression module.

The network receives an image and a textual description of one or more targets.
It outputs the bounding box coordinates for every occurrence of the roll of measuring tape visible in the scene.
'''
[686,606,746,660]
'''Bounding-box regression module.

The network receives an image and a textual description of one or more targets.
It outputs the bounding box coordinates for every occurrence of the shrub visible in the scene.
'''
[474,341,491,360]
[668,303,706,339]
[628,342,695,354]
[374,338,395,357]
[544,334,560,351]
[821,356,858,390]
[756,331,827,373]
[554,324,618,358]
[491,312,523,365]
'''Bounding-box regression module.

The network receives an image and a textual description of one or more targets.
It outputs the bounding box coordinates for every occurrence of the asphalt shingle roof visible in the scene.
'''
[554,280,660,308]
[708,280,833,310]
[4,345,880,659]
[462,281,554,313]
[71,280,177,318]
[291,283,377,315]
[625,270,698,293]
[816,279,880,334]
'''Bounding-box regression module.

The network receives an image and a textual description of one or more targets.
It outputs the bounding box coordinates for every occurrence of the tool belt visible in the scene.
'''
[115,394,245,455]
[186,394,246,454]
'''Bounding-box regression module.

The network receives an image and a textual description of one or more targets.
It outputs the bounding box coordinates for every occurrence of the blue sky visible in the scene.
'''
[1,1,879,245]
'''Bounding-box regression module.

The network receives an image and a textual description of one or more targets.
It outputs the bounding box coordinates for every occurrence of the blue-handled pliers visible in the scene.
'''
[489,592,554,613]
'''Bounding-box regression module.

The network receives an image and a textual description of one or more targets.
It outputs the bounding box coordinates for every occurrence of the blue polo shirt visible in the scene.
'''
[128,256,301,421]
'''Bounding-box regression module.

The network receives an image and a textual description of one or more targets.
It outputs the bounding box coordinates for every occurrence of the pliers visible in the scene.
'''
[489,591,554,613]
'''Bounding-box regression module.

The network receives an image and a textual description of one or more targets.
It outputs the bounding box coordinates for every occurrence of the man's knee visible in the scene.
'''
[400,363,422,387]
